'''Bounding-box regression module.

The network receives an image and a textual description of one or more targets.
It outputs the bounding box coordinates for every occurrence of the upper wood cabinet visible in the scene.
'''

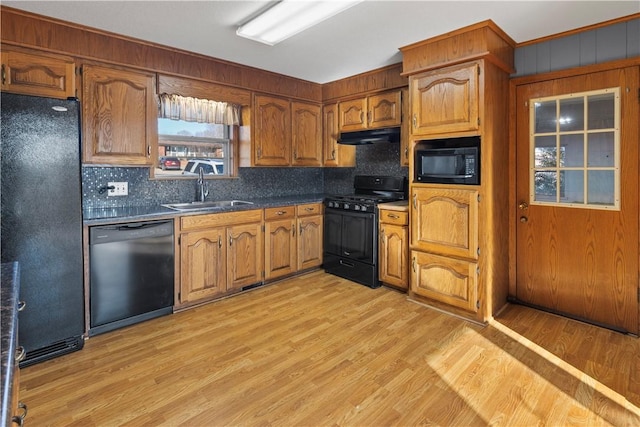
[253,94,291,166]
[1,49,75,99]
[252,95,322,167]
[409,62,480,137]
[292,101,322,166]
[82,64,157,165]
[338,90,402,132]
[322,102,355,167]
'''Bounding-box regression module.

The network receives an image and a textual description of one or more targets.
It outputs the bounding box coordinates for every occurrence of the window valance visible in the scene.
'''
[158,93,241,125]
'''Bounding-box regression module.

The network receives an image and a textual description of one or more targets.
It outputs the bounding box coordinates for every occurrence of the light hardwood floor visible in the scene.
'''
[20,270,640,426]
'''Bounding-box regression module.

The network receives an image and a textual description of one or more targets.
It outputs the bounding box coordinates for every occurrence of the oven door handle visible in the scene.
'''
[339,260,355,268]
[422,173,474,179]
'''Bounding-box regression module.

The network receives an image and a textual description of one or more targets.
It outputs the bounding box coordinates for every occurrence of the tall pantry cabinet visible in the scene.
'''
[400,21,515,323]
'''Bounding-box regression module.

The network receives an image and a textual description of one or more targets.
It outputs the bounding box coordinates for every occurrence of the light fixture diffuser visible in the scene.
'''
[237,0,363,46]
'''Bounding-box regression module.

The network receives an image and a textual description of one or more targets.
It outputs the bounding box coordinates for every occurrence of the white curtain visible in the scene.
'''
[158,93,241,125]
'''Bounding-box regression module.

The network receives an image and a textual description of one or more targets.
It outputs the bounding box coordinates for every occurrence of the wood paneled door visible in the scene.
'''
[515,66,639,334]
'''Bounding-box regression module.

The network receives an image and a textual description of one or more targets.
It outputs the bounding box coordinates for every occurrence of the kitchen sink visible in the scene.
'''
[162,200,254,211]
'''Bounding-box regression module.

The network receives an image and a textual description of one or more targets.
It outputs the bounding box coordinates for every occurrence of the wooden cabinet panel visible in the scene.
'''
[227,222,263,290]
[338,90,402,132]
[254,94,291,166]
[368,91,402,128]
[179,209,263,305]
[180,228,226,302]
[82,64,156,165]
[338,97,367,131]
[292,101,322,166]
[296,203,322,217]
[411,187,478,260]
[323,103,355,167]
[297,215,323,271]
[410,63,479,137]
[379,222,408,289]
[411,250,478,312]
[1,49,75,99]
[265,218,296,280]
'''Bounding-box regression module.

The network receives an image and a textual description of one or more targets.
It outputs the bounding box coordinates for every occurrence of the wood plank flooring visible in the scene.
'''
[19,271,640,426]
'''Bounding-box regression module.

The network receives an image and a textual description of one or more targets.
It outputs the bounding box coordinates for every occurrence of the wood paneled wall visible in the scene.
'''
[0,6,322,102]
[322,63,408,102]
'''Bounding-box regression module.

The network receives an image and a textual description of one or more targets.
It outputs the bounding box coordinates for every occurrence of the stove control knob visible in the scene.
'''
[343,203,349,210]
[354,205,360,211]
[361,205,368,212]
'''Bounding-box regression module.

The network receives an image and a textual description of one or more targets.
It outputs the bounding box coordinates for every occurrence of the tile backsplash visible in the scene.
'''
[82,142,408,209]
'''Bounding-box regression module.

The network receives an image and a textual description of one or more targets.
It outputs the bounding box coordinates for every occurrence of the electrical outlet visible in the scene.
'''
[107,182,128,196]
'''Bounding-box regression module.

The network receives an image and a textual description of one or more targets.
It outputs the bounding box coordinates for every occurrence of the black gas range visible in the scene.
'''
[323,175,407,288]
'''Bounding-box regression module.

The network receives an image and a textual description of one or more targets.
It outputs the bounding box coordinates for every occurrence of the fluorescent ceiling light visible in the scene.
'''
[237,0,363,46]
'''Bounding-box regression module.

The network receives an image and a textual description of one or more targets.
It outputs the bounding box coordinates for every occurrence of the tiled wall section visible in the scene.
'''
[82,141,408,209]
[513,18,639,77]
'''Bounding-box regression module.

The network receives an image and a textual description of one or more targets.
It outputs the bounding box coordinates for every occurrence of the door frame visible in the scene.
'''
[508,58,640,325]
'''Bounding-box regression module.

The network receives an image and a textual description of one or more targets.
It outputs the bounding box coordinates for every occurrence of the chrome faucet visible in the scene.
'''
[196,167,209,202]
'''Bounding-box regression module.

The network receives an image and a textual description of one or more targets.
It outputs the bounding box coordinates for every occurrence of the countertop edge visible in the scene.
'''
[83,194,327,226]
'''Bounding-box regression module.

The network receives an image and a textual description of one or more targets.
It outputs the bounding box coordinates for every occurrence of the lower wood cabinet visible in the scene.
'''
[379,206,409,289]
[264,203,323,281]
[178,209,263,305]
[411,250,478,313]
[264,206,297,280]
[296,203,323,271]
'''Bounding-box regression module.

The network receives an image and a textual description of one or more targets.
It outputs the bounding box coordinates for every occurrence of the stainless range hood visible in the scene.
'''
[337,127,400,145]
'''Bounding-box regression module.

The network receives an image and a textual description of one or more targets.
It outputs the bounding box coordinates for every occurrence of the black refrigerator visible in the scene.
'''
[1,92,84,366]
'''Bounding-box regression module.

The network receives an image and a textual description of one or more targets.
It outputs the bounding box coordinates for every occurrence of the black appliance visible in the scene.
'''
[338,127,400,145]
[1,93,84,366]
[414,136,480,185]
[323,175,407,288]
[89,221,174,336]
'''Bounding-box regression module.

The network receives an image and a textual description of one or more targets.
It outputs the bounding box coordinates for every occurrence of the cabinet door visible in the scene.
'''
[265,218,296,280]
[254,94,291,166]
[338,97,367,131]
[227,222,263,289]
[323,103,355,167]
[379,223,408,289]
[292,101,322,166]
[368,91,402,128]
[82,64,156,165]
[1,50,75,99]
[410,63,479,136]
[180,228,226,303]
[411,250,478,313]
[297,215,323,270]
[411,187,478,259]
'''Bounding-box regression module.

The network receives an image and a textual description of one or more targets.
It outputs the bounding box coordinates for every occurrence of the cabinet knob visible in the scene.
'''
[520,216,528,223]
[519,201,529,210]
[412,114,417,129]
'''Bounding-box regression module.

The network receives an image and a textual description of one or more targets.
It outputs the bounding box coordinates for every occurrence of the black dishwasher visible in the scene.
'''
[89,220,174,336]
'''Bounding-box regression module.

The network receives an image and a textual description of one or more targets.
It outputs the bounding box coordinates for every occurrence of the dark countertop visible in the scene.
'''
[83,194,327,226]
[1,262,20,427]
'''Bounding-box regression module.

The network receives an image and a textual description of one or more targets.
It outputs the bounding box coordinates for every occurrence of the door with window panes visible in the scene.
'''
[515,67,638,334]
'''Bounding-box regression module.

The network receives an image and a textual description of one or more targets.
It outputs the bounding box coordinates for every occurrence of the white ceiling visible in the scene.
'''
[4,1,639,84]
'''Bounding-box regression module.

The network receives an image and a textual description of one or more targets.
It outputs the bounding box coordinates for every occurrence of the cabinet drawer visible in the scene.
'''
[264,206,295,221]
[296,203,322,217]
[379,209,408,226]
[411,250,477,313]
[181,209,263,231]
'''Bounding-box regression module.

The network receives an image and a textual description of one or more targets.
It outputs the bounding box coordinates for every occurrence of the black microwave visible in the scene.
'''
[414,136,480,185]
